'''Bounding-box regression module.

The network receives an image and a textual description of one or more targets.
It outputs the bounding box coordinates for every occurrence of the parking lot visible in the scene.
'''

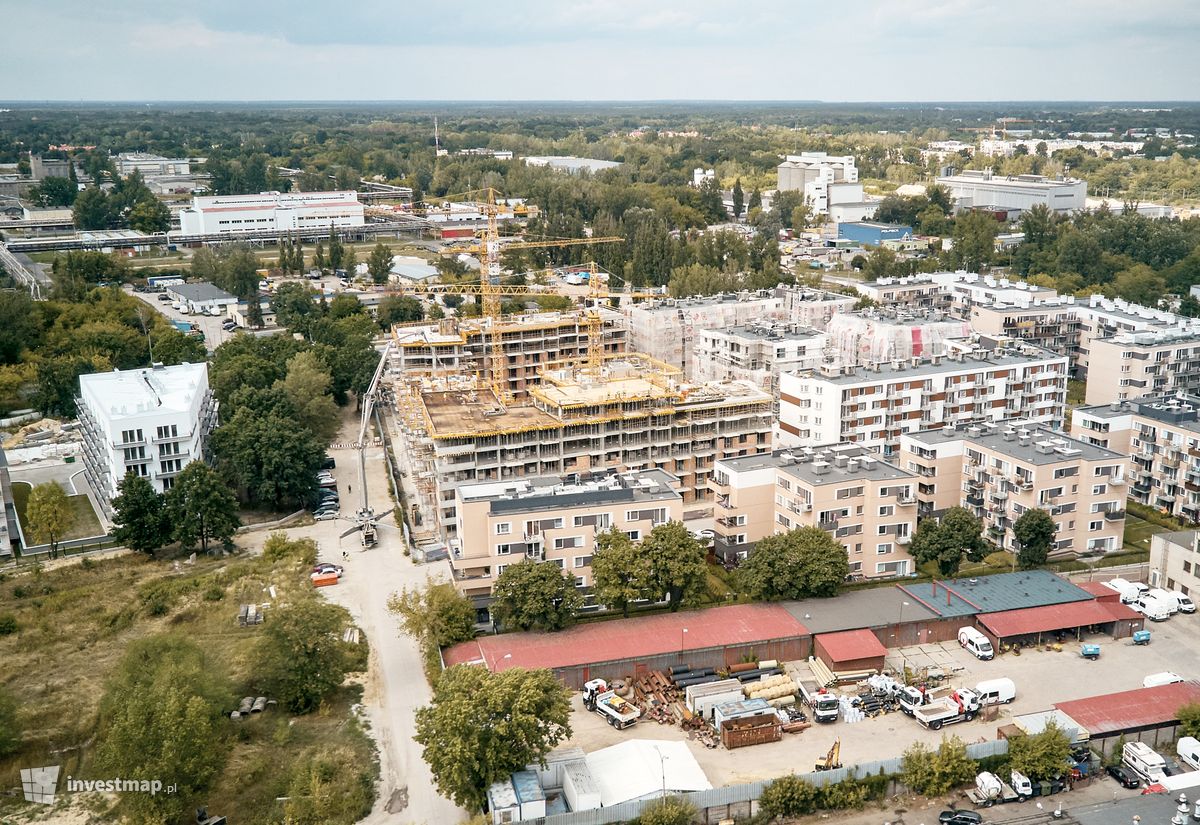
[563,611,1200,788]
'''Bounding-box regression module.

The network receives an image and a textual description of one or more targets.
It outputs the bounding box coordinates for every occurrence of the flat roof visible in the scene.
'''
[799,348,1065,385]
[79,362,208,418]
[907,423,1125,465]
[442,603,809,673]
[778,445,915,486]
[168,282,236,302]
[784,587,939,634]
[977,600,1140,639]
[586,740,710,805]
[816,629,888,663]
[899,570,1092,618]
[1055,681,1200,737]
[1076,395,1200,433]
[463,470,681,515]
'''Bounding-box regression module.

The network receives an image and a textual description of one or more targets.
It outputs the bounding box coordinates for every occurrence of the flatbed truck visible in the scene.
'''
[582,679,641,730]
[912,688,982,731]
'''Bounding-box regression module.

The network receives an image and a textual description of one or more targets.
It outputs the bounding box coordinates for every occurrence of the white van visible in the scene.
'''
[1132,595,1172,622]
[974,677,1016,705]
[1146,588,1181,615]
[1143,672,1184,688]
[1102,578,1146,604]
[1176,592,1197,614]
[958,627,994,660]
[1179,736,1200,772]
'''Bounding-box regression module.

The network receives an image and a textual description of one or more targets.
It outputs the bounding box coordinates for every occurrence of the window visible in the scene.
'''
[777,514,791,527]
[495,523,511,535]
[574,555,593,568]
[1184,560,1193,574]
[575,576,586,588]
[496,564,508,576]
[495,544,511,555]
[877,560,909,575]
[554,536,583,550]
[1092,485,1106,495]
[879,505,894,517]
[1089,520,1102,531]
[877,543,893,555]
[626,530,641,541]
[550,559,565,569]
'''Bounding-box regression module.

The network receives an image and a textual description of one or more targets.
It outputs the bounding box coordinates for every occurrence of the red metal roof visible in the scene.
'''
[977,599,1139,638]
[442,603,809,673]
[1055,681,1200,736]
[1076,581,1121,601]
[816,628,887,663]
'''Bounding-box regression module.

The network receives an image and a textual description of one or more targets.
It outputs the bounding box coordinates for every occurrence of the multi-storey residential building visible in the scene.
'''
[693,323,827,397]
[825,308,972,364]
[451,469,683,603]
[778,343,1069,456]
[935,170,1087,214]
[709,444,918,577]
[407,356,774,535]
[855,275,953,311]
[899,423,1128,558]
[1072,394,1200,522]
[390,310,627,400]
[1149,530,1200,595]
[622,288,854,378]
[179,190,364,235]
[1087,329,1200,404]
[77,363,218,513]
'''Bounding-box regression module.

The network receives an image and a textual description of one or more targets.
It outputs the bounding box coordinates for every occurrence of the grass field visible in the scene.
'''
[1124,512,1168,551]
[11,480,104,543]
[0,546,376,823]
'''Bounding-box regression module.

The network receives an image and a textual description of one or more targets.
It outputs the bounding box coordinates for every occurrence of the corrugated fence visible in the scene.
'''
[519,738,1009,825]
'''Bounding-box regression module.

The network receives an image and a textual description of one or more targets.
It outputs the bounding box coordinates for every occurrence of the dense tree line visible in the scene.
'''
[72,170,170,233]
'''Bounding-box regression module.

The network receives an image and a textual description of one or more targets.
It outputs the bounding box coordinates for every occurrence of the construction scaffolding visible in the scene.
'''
[825,309,972,365]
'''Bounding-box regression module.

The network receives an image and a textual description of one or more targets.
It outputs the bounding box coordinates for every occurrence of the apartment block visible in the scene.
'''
[856,275,953,311]
[709,444,918,577]
[825,308,972,364]
[1149,530,1200,596]
[693,322,827,397]
[1072,394,1200,522]
[899,423,1128,558]
[1087,329,1200,405]
[778,343,1069,456]
[407,357,774,535]
[450,469,683,602]
[390,310,627,399]
[77,363,218,512]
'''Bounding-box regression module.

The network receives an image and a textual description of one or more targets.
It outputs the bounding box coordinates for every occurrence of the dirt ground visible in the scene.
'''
[563,610,1200,788]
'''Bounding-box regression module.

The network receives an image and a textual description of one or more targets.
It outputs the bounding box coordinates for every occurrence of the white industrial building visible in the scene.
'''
[165,282,238,314]
[114,152,191,177]
[77,363,218,511]
[936,170,1087,215]
[179,190,365,235]
[776,152,860,215]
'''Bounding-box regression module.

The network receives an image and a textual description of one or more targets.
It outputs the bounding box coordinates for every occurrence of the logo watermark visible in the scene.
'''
[20,764,177,805]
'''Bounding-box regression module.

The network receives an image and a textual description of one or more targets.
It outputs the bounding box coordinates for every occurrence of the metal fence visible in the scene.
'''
[519,738,1009,825]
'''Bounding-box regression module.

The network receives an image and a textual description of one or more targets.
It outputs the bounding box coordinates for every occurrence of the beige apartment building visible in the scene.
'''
[390,309,628,399]
[710,444,918,577]
[1072,394,1200,522]
[855,275,952,311]
[1149,530,1200,595]
[451,469,683,603]
[1087,329,1200,405]
[778,342,1069,457]
[899,423,1128,558]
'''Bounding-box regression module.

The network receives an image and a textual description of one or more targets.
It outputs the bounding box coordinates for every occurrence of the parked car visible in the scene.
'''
[311,563,343,578]
[320,456,336,470]
[157,293,172,302]
[313,509,339,521]
[1106,765,1141,789]
[939,811,983,825]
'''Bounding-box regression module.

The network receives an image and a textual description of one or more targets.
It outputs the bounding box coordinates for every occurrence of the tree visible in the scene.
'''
[642,521,708,611]
[1013,508,1055,569]
[277,351,341,443]
[94,635,231,824]
[760,774,822,818]
[731,178,744,219]
[367,242,394,284]
[910,508,987,576]
[128,198,171,233]
[111,472,170,554]
[490,560,583,631]
[313,240,326,272]
[737,526,850,600]
[862,246,902,280]
[748,188,762,213]
[327,226,345,273]
[72,186,111,229]
[272,281,319,332]
[256,598,353,713]
[377,295,424,328]
[342,244,359,278]
[590,528,652,617]
[329,293,364,320]
[27,481,74,558]
[0,291,39,365]
[1180,703,1200,740]
[900,736,977,796]
[951,210,998,271]
[389,578,477,649]
[280,749,374,825]
[636,796,697,825]
[0,686,21,757]
[164,462,240,553]
[28,175,77,207]
[261,531,318,566]
[1008,722,1072,779]
[211,407,324,509]
[415,665,572,810]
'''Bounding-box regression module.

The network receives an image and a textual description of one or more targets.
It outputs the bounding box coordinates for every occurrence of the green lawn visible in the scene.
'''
[1123,512,1166,551]
[11,481,105,544]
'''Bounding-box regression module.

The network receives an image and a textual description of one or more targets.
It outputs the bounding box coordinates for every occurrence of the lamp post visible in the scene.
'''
[898,600,910,643]
[681,627,688,655]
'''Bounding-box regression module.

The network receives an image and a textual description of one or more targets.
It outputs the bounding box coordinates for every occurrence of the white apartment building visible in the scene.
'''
[693,323,828,396]
[826,309,972,365]
[936,170,1087,214]
[779,344,1069,456]
[114,152,191,177]
[179,190,365,235]
[776,152,859,214]
[77,363,218,512]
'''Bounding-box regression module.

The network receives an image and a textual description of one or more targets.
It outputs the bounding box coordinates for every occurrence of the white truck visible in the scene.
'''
[898,684,955,717]
[582,679,641,730]
[912,688,982,731]
[966,770,1033,806]
[797,678,840,723]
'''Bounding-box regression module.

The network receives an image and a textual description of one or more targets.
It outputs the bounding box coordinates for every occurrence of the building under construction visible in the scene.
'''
[394,355,774,536]
[390,309,627,399]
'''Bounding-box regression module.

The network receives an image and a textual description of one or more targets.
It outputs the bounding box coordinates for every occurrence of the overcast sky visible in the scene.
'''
[2,0,1197,101]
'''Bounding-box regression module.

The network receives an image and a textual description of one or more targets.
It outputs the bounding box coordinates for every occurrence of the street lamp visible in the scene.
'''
[681,627,688,655]
[898,601,910,641]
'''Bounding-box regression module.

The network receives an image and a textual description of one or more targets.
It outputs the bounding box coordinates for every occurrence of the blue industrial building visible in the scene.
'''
[838,221,913,246]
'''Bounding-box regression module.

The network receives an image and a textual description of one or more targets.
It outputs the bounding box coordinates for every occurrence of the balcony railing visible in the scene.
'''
[1104,509,1126,521]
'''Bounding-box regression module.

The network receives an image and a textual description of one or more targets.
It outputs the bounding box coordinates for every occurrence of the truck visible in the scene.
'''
[897,684,955,717]
[582,679,641,730]
[965,770,1033,807]
[796,677,840,723]
[912,688,981,730]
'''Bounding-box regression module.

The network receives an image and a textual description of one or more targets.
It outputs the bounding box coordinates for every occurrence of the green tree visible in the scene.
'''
[951,210,998,271]
[277,350,341,443]
[342,244,359,278]
[1008,722,1072,779]
[211,407,324,508]
[150,326,208,365]
[0,291,40,364]
[1181,703,1200,740]
[128,198,171,233]
[737,526,849,600]
[111,472,170,554]
[0,686,21,757]
[72,186,111,229]
[367,242,394,284]
[900,736,977,795]
[27,481,74,558]
[327,226,345,272]
[862,246,902,280]
[636,796,697,825]
[491,559,583,631]
[642,521,708,611]
[760,774,821,818]
[28,175,77,207]
[415,666,572,810]
[910,508,987,576]
[590,527,652,617]
[313,240,326,272]
[748,188,762,213]
[731,178,744,219]
[272,281,319,332]
[94,635,232,824]
[261,531,318,566]
[329,293,364,320]
[33,354,107,417]
[389,578,477,649]
[256,598,353,713]
[377,295,424,328]
[164,462,241,553]
[1013,508,1055,570]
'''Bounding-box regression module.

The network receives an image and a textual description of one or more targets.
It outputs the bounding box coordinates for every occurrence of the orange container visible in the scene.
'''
[312,573,340,587]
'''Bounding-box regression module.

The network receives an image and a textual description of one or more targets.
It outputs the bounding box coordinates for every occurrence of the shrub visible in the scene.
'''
[202,585,225,602]
[262,532,318,566]
[0,613,18,635]
[760,775,821,818]
[634,795,696,825]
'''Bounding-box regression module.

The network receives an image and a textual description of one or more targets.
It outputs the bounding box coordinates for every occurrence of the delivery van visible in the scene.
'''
[1143,672,1184,688]
[958,626,994,660]
[1178,736,1200,772]
[974,677,1016,705]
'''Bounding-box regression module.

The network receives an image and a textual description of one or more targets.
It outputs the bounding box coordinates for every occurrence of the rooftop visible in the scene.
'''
[442,603,809,672]
[458,469,681,515]
[1055,681,1200,737]
[783,586,939,634]
[168,281,236,303]
[586,740,711,806]
[79,362,208,419]
[899,570,1092,618]
[976,599,1140,639]
[778,444,915,486]
[815,628,888,663]
[794,345,1066,385]
[937,171,1085,190]
[1077,394,1200,431]
[906,422,1125,465]
[702,322,824,343]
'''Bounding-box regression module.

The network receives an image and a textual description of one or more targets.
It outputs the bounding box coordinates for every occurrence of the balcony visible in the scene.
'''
[896,534,912,546]
[1104,509,1126,521]
[817,519,839,532]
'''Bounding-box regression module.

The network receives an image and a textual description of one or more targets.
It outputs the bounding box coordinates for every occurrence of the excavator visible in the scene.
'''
[815,739,842,771]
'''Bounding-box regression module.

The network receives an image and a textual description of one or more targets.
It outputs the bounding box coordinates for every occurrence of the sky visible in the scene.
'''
[2,0,1198,102]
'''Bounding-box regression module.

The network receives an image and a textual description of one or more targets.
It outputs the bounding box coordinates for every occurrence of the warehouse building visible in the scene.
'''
[837,221,913,247]
[165,281,238,314]
[179,190,364,235]
[1055,681,1200,757]
[936,170,1087,214]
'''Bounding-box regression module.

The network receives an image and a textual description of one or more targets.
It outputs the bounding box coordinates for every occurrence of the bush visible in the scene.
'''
[0,613,18,635]
[760,774,821,818]
[202,585,225,602]
[634,795,696,825]
[262,532,318,566]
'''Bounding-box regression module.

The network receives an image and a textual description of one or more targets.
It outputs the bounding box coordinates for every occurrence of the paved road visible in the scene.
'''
[124,286,236,351]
